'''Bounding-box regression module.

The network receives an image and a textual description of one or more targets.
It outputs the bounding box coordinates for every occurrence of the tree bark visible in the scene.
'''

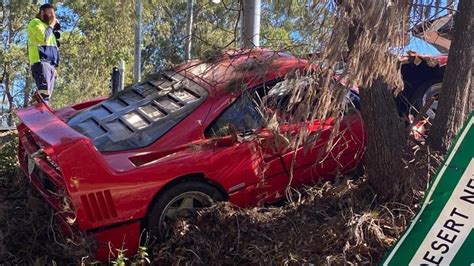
[4,7,13,126]
[360,77,406,200]
[341,1,407,200]
[429,0,473,152]
[22,67,32,108]
[2,65,14,127]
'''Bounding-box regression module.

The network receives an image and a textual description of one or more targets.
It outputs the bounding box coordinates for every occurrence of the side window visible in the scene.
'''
[205,94,265,138]
[262,77,318,117]
[264,78,360,116]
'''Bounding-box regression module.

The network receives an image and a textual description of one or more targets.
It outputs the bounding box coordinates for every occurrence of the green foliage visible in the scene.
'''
[0,1,38,126]
[111,248,128,266]
[0,0,335,117]
[0,132,19,180]
[135,246,150,265]
[51,0,136,107]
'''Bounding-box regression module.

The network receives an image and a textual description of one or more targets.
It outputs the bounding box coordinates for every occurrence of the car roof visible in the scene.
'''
[66,49,308,152]
[174,48,309,96]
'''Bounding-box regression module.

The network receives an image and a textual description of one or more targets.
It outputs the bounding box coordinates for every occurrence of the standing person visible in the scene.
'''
[27,4,60,104]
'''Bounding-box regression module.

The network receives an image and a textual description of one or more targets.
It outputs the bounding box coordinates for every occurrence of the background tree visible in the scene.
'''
[0,0,333,121]
[0,0,465,201]
[327,0,408,200]
[0,1,36,127]
[429,0,473,151]
[52,0,136,107]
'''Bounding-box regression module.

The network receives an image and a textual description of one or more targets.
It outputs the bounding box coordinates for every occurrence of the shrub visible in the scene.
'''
[0,131,19,181]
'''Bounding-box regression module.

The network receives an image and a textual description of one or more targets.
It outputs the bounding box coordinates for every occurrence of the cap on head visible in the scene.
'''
[39,3,54,12]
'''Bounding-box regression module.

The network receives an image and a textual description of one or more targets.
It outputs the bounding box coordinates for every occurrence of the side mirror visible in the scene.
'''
[214,135,236,147]
[214,124,238,147]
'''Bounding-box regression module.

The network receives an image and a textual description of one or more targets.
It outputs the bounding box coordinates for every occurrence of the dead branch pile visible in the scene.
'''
[0,141,442,265]
[0,173,91,265]
[154,143,443,265]
[154,180,400,264]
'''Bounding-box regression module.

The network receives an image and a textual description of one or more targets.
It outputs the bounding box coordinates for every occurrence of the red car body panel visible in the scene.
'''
[16,49,366,260]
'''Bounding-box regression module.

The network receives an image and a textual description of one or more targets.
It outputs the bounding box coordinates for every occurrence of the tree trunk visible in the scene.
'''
[342,1,407,200]
[429,0,473,152]
[23,67,32,108]
[5,68,15,127]
[4,6,13,126]
[4,70,13,126]
[360,77,406,200]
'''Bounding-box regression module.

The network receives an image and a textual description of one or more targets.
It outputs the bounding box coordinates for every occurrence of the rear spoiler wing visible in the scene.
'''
[17,103,121,230]
[16,103,114,194]
[17,103,87,149]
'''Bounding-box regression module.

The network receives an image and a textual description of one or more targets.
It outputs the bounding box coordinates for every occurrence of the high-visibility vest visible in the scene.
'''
[27,18,59,66]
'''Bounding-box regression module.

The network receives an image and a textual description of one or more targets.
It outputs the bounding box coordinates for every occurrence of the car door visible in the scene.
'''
[256,77,366,187]
[204,93,291,206]
[279,92,366,186]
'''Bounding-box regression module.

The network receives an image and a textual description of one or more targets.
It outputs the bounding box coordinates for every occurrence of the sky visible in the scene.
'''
[50,1,448,55]
[403,35,444,55]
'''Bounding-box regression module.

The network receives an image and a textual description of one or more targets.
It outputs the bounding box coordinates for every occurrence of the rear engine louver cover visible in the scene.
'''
[67,72,208,152]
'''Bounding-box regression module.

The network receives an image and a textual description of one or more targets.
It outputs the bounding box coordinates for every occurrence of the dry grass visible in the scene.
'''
[0,140,443,265]
[154,181,406,264]
[0,172,91,265]
[154,142,442,265]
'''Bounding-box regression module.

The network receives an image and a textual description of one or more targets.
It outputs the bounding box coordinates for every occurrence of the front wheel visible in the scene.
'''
[146,181,224,242]
[412,80,442,120]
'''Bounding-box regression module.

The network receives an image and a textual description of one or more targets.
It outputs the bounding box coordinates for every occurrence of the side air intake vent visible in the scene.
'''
[80,190,117,223]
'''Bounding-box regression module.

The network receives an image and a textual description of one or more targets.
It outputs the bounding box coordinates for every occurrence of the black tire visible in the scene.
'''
[410,79,443,119]
[145,181,224,242]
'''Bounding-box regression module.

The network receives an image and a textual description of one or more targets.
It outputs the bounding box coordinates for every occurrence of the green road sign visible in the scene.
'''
[382,112,474,265]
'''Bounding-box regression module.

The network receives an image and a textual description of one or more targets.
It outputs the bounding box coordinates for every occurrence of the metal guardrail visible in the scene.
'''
[0,127,16,133]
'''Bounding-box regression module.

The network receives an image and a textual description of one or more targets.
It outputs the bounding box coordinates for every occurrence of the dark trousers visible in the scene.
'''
[31,62,56,103]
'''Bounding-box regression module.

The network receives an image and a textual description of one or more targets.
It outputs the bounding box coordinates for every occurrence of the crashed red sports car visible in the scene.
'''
[17,49,366,259]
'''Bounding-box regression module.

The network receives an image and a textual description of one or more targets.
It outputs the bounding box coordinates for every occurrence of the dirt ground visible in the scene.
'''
[0,143,442,265]
[0,169,87,265]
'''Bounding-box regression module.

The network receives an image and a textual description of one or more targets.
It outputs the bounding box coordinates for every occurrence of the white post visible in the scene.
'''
[133,0,142,83]
[242,0,261,48]
[185,0,194,61]
[119,60,125,91]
